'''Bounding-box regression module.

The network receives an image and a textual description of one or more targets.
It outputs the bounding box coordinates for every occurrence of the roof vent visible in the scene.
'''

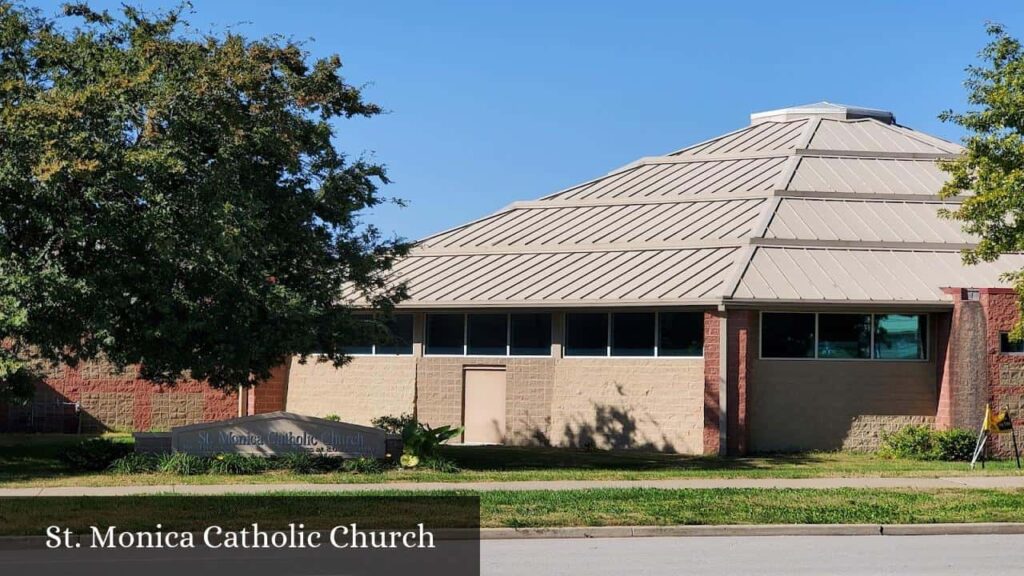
[750,101,895,125]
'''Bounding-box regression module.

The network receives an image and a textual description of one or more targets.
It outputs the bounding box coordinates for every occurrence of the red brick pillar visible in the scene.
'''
[703,310,723,455]
[980,289,1024,456]
[250,359,291,415]
[726,309,755,456]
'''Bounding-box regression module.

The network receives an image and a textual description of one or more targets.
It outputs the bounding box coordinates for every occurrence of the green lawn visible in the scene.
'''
[0,434,1019,488]
[1,488,1023,533]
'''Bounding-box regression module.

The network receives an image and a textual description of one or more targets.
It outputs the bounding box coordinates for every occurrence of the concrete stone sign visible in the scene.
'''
[170,411,386,458]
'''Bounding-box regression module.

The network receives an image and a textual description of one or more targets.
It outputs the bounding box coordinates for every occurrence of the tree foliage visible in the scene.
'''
[940,24,1024,337]
[0,2,408,400]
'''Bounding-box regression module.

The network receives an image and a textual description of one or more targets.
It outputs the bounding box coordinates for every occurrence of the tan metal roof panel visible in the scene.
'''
[806,118,961,154]
[671,119,809,156]
[394,247,741,306]
[544,157,787,201]
[785,156,950,195]
[765,199,973,244]
[421,198,766,249]
[731,247,1024,302]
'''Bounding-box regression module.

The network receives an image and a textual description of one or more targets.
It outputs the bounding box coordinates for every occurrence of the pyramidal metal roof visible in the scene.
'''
[381,103,1020,309]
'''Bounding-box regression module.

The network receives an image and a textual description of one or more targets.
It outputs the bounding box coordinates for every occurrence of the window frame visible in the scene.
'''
[562,311,705,359]
[344,313,415,356]
[424,312,554,358]
[758,311,929,362]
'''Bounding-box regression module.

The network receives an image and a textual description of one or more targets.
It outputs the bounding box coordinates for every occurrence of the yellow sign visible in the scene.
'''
[983,405,1013,435]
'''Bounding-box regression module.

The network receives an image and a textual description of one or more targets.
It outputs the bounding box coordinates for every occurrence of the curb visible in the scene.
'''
[479,522,1024,540]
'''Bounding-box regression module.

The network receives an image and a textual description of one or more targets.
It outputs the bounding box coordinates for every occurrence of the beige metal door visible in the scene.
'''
[463,367,507,444]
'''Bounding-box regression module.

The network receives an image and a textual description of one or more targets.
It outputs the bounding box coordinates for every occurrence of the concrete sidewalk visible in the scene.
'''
[3,475,1024,496]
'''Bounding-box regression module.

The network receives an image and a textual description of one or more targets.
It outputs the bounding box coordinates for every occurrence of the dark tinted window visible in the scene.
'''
[565,313,608,356]
[761,313,815,358]
[426,314,464,355]
[611,312,655,356]
[659,312,704,356]
[1001,333,1024,354]
[375,314,414,355]
[467,314,508,355]
[817,314,870,359]
[344,316,375,355]
[510,313,551,356]
[874,314,927,360]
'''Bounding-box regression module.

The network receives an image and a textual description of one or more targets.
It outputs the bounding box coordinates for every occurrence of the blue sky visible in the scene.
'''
[33,1,1024,240]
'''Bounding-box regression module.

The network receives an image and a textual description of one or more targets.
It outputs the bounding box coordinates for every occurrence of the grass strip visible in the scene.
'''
[1,436,1022,488]
[1,488,1024,534]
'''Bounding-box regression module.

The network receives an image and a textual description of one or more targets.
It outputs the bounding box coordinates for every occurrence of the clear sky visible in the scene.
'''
[32,0,1024,240]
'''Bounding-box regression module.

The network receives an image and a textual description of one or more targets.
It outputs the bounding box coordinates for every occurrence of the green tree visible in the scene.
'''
[940,24,1024,337]
[0,2,408,402]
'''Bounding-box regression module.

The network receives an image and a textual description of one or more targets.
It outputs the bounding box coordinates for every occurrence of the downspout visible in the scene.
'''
[237,385,247,418]
[718,304,728,456]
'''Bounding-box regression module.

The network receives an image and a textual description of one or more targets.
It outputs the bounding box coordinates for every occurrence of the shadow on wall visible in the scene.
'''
[560,402,677,453]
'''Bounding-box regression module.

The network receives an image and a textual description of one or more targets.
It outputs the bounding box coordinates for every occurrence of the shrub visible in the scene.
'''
[323,414,341,422]
[879,425,936,459]
[879,425,977,461]
[372,413,415,435]
[208,454,270,475]
[109,453,159,474]
[59,438,133,471]
[341,457,385,474]
[934,428,977,461]
[157,452,210,475]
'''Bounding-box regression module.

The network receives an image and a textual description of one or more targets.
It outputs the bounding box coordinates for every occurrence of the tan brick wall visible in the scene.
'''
[285,356,416,425]
[150,393,205,430]
[750,359,938,452]
[843,415,936,452]
[415,357,557,445]
[549,358,705,453]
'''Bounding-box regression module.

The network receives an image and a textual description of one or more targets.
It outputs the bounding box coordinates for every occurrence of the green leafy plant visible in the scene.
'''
[396,418,463,468]
[59,438,133,471]
[157,452,211,475]
[341,457,385,474]
[108,453,159,474]
[879,425,977,461]
[323,414,341,422]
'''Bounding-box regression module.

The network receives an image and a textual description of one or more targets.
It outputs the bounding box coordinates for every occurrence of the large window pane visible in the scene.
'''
[611,312,655,356]
[874,314,927,360]
[510,313,551,356]
[659,312,704,356]
[1001,333,1024,354]
[761,313,815,358]
[817,314,870,359]
[426,314,464,355]
[468,314,508,355]
[565,313,608,356]
[344,316,375,355]
[375,314,414,355]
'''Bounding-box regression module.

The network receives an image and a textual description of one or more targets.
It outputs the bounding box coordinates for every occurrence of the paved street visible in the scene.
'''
[481,534,1024,576]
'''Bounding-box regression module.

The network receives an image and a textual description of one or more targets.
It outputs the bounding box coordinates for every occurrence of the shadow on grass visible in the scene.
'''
[0,433,121,483]
[439,444,828,472]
